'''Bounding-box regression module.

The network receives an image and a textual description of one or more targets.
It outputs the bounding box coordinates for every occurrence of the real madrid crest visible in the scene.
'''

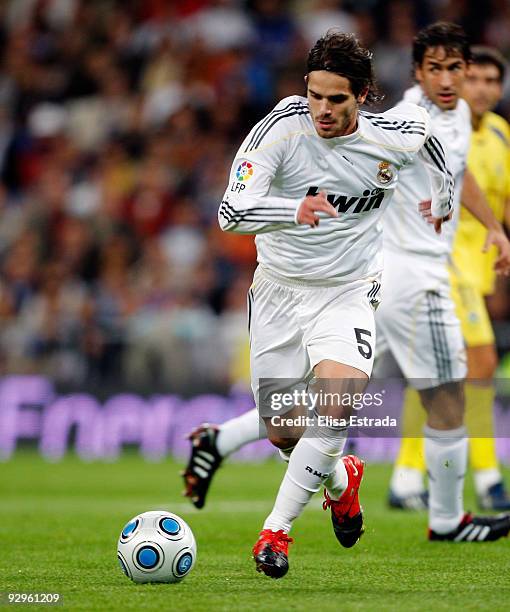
[377,161,393,184]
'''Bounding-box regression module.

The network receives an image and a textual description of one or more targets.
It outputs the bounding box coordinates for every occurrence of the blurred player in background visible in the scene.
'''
[363,22,510,542]
[389,46,510,511]
[202,31,454,579]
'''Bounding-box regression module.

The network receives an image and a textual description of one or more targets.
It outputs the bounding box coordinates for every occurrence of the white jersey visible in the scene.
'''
[382,85,472,260]
[218,95,453,283]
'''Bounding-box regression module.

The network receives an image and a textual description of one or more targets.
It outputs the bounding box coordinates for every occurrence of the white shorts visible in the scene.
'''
[249,266,380,410]
[375,249,467,390]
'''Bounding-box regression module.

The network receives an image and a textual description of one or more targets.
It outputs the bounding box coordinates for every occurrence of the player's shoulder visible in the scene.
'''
[454,98,471,126]
[272,95,309,113]
[242,96,311,153]
[455,98,470,117]
[359,102,430,152]
[484,111,510,147]
[485,110,510,133]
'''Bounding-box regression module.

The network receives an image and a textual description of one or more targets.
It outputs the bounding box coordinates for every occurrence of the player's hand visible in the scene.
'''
[483,228,510,275]
[418,200,452,235]
[296,191,338,228]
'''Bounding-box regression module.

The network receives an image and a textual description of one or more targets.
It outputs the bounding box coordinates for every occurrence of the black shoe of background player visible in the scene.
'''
[182,424,223,509]
[429,512,510,542]
[477,481,510,511]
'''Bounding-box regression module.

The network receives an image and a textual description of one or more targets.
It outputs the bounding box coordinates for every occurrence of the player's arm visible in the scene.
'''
[417,134,454,234]
[461,169,510,274]
[218,157,337,234]
[219,152,296,234]
[504,149,510,231]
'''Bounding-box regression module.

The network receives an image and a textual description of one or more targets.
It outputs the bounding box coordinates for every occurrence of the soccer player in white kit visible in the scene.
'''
[376,23,510,540]
[208,31,453,578]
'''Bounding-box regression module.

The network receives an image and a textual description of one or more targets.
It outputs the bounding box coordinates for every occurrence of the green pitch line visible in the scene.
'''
[1,453,509,611]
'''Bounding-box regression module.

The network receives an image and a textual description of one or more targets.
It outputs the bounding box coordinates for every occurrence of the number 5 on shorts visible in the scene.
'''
[354,328,372,359]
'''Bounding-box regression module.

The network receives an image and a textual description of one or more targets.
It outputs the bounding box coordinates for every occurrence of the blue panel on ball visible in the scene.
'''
[121,519,138,538]
[176,552,193,575]
[161,517,180,535]
[137,547,158,568]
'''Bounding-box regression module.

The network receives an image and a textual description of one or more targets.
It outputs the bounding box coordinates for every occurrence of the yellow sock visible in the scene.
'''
[395,387,426,472]
[465,383,499,472]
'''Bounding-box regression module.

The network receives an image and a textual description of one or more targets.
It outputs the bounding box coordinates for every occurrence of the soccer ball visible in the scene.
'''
[117,510,197,583]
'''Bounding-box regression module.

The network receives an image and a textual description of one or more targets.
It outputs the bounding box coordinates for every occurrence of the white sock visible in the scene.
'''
[425,425,467,534]
[390,466,425,497]
[263,422,347,533]
[216,408,266,457]
[324,460,348,500]
[474,468,502,496]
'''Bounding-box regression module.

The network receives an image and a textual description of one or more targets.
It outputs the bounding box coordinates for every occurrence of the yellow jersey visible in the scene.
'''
[452,111,510,295]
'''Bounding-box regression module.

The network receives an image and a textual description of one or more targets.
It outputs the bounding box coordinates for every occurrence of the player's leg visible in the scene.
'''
[260,364,366,532]
[182,408,266,508]
[452,276,510,509]
[182,281,270,507]
[374,328,427,507]
[388,388,428,509]
[417,287,510,541]
[254,278,376,577]
[183,270,306,511]
[304,281,376,547]
[420,381,510,541]
[419,381,467,534]
[247,272,313,577]
[376,253,429,508]
[465,343,510,510]
[255,362,367,577]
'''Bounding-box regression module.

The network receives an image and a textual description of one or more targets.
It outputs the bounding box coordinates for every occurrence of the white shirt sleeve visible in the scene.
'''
[218,102,305,234]
[218,154,299,234]
[418,134,454,219]
[218,154,300,234]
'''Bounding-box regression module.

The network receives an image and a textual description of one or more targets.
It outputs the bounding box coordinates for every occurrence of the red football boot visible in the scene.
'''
[253,529,294,578]
[323,454,365,548]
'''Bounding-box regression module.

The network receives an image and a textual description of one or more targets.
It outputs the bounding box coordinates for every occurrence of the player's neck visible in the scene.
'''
[341,112,359,137]
[471,113,483,131]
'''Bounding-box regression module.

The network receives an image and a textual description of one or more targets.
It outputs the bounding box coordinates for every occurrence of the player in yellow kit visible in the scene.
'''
[390,46,510,511]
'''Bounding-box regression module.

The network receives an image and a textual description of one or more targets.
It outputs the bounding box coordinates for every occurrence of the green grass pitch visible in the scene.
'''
[1,452,510,611]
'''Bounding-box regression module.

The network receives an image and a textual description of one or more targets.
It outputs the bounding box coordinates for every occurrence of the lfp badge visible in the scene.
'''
[236,161,254,182]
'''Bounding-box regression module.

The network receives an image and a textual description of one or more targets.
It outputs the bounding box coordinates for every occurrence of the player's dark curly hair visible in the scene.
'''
[307,31,384,105]
[412,22,471,67]
[470,45,507,82]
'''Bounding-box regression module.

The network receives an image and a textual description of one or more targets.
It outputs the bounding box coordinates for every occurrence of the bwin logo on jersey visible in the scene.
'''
[306,186,385,213]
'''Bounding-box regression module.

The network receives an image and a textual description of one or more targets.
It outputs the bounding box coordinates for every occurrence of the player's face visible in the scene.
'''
[306,71,366,138]
[415,47,468,111]
[462,63,503,119]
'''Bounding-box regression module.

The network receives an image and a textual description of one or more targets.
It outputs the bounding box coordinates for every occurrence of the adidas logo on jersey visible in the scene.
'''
[306,186,385,214]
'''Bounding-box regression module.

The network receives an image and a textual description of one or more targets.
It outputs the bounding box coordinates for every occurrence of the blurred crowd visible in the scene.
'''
[1,0,510,394]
